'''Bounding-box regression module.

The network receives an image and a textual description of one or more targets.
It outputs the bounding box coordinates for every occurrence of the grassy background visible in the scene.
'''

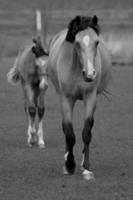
[0,0,133,63]
[0,0,133,10]
[0,8,133,64]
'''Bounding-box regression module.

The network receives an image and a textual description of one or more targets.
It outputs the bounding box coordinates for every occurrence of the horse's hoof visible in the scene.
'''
[29,133,38,146]
[28,142,36,148]
[28,142,37,148]
[28,137,38,148]
[38,143,45,149]
[65,162,75,174]
[80,165,84,171]
[28,143,33,148]
[63,166,75,175]
[63,165,76,175]
[82,170,95,181]
[63,152,76,174]
[63,166,69,175]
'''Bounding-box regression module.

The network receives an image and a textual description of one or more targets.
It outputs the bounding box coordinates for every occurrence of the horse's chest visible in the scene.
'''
[62,80,93,100]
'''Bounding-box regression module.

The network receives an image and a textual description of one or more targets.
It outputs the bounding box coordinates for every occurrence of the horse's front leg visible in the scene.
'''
[81,91,97,180]
[23,85,37,147]
[37,89,47,148]
[61,96,76,174]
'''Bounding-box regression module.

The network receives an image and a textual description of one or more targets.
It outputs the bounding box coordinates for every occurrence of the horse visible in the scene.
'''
[47,15,112,180]
[7,37,49,148]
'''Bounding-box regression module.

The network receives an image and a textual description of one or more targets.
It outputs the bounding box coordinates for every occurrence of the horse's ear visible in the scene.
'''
[92,15,98,26]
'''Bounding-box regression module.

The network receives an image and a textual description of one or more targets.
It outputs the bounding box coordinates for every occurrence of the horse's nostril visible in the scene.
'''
[93,70,96,76]
[82,70,85,77]
[82,68,96,82]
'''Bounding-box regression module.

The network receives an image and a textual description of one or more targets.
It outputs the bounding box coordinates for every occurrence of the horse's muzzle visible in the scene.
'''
[82,70,96,82]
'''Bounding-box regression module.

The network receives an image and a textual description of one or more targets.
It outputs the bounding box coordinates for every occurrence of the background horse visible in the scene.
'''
[47,15,112,180]
[7,37,49,148]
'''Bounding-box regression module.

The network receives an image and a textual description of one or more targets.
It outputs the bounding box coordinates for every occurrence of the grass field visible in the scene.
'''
[1,57,133,200]
[0,6,133,200]
[1,9,133,63]
[0,0,133,10]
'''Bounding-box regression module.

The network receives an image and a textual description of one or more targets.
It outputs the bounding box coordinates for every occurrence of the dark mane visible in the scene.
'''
[32,36,49,58]
[66,15,100,43]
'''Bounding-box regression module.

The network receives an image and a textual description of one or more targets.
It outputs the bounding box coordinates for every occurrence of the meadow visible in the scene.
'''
[0,9,133,63]
[0,7,133,200]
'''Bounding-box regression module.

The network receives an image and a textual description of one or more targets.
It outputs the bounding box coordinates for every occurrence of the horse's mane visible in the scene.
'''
[32,36,49,57]
[66,15,100,43]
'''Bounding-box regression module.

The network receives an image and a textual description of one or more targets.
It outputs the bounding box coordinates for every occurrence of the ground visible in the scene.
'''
[0,57,133,199]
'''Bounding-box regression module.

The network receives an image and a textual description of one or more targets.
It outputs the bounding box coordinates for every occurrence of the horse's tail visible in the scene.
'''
[35,10,49,53]
[7,54,21,85]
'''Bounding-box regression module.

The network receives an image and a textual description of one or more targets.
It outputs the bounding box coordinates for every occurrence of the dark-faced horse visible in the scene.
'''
[47,15,112,180]
[7,37,49,148]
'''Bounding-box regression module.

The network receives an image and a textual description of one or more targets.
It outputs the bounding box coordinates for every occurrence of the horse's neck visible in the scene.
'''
[71,45,81,75]
[63,41,80,67]
[56,41,81,87]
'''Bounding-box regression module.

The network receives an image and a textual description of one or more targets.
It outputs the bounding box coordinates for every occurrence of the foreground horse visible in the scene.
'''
[7,37,48,148]
[47,15,112,180]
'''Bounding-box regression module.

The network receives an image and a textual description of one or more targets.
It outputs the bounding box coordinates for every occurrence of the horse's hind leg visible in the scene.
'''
[23,85,37,147]
[37,89,46,148]
[61,96,76,174]
[81,91,96,180]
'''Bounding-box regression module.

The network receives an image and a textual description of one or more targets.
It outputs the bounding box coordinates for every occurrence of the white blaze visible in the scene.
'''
[87,59,95,76]
[83,35,90,46]
[82,35,96,79]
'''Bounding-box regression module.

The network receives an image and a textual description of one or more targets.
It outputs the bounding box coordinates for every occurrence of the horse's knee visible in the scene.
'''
[28,106,36,118]
[82,117,94,144]
[62,121,76,147]
[38,107,45,119]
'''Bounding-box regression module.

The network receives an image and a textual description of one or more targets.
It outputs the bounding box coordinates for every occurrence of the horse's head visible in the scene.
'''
[75,16,99,82]
[66,15,100,82]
